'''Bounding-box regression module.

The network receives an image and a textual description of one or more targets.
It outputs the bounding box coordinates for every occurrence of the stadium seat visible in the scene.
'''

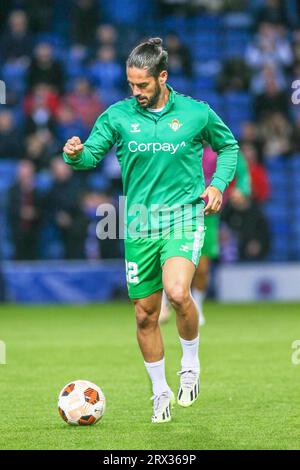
[168,76,192,95]
[88,172,111,192]
[0,160,18,190]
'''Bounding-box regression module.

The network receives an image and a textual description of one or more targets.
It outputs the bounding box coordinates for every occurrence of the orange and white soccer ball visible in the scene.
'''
[58,380,106,425]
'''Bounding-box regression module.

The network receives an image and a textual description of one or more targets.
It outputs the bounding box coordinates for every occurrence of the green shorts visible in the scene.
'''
[202,214,220,259]
[124,224,205,299]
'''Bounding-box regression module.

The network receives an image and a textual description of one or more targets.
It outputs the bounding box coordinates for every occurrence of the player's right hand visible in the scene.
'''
[63,136,84,158]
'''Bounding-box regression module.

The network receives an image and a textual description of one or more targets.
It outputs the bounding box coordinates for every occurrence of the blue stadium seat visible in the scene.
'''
[265,157,288,172]
[88,173,111,192]
[0,160,18,190]
[2,62,27,95]
[101,0,154,24]
[267,175,289,193]
[263,203,289,221]
[38,223,64,259]
[287,155,300,171]
[36,171,53,194]
[168,76,192,95]
[98,88,126,107]
[188,15,222,30]
[193,76,217,91]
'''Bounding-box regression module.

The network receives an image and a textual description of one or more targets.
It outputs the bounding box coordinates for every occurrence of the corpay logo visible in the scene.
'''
[128,141,186,155]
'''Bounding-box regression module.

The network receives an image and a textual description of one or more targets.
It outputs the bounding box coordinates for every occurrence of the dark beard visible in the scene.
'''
[138,81,161,108]
[147,81,161,108]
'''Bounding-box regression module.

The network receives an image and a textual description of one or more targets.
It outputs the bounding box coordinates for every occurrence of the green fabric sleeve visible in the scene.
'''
[62,109,117,170]
[202,106,239,193]
[235,150,251,196]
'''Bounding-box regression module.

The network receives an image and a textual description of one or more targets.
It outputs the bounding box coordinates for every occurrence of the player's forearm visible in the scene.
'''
[210,141,239,193]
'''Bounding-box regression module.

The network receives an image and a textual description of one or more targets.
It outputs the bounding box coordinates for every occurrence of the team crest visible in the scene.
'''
[168,118,183,132]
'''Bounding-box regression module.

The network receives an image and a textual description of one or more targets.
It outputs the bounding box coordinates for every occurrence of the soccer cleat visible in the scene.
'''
[151,390,175,423]
[177,370,200,407]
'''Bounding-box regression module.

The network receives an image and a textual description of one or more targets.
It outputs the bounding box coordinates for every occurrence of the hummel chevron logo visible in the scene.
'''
[130,123,141,133]
[179,244,189,252]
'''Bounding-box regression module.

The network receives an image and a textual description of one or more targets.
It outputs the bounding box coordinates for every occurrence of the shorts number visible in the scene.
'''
[126,261,139,284]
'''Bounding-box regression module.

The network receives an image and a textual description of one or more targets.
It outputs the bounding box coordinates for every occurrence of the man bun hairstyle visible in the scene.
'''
[126,37,168,78]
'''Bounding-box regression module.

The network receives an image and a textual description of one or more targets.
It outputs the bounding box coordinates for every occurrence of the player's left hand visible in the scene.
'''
[200,186,223,215]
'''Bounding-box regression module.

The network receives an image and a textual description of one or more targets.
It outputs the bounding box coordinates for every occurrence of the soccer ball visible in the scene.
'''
[58,380,106,425]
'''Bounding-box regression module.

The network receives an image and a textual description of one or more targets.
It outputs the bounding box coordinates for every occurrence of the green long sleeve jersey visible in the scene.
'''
[235,150,251,197]
[63,85,239,236]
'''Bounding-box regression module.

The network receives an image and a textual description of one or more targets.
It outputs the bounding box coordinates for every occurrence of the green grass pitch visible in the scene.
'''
[0,301,299,450]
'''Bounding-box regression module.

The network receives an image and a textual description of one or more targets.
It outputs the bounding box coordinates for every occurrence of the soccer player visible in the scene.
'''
[160,149,251,325]
[63,38,239,423]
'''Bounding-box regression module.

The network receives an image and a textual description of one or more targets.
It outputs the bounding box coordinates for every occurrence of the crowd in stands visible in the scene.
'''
[0,0,299,262]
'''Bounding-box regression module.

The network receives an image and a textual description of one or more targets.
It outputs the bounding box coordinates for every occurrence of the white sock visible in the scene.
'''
[144,358,170,396]
[179,335,200,372]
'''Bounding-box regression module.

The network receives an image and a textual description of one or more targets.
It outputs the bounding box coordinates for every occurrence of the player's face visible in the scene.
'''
[127,67,166,109]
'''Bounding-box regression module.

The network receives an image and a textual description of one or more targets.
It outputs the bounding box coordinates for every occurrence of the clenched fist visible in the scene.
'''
[63,136,84,159]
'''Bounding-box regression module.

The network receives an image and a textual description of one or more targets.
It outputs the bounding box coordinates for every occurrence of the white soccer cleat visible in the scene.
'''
[177,370,200,407]
[151,390,175,423]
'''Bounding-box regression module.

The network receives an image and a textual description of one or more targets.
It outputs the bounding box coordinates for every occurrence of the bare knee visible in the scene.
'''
[165,283,190,310]
[134,300,159,330]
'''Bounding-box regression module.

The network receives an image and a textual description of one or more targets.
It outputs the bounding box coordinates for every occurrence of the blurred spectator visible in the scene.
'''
[56,103,86,143]
[260,112,292,158]
[93,23,129,62]
[0,10,32,63]
[0,110,23,159]
[240,121,264,162]
[255,0,289,26]
[24,83,60,116]
[156,0,191,16]
[7,160,41,260]
[65,77,104,128]
[222,191,270,261]
[27,42,65,93]
[293,29,300,63]
[291,116,300,153]
[217,57,251,92]
[89,46,123,90]
[25,130,61,170]
[0,2,10,35]
[23,84,60,136]
[240,143,270,203]
[95,24,118,49]
[165,32,193,77]
[24,93,57,136]
[246,22,293,83]
[44,157,86,259]
[81,191,121,259]
[254,76,289,119]
[72,0,100,47]
[26,0,54,33]
[251,63,287,95]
